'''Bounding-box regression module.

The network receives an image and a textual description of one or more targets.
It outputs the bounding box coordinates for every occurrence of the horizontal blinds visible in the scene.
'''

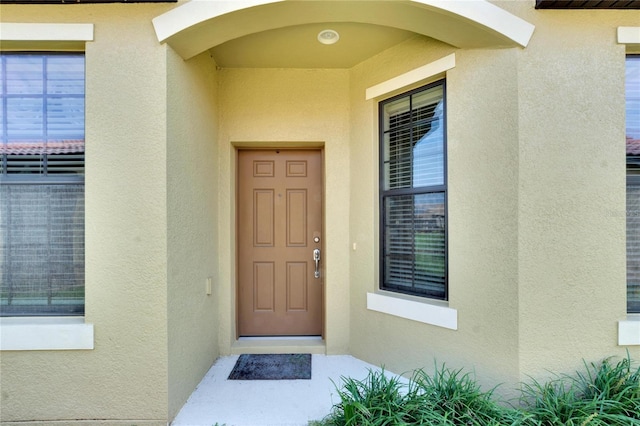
[628,56,640,168]
[627,57,640,144]
[382,85,444,190]
[627,181,640,313]
[383,193,445,298]
[0,184,85,316]
[3,152,85,175]
[381,81,446,299]
[627,56,640,313]
[0,53,85,178]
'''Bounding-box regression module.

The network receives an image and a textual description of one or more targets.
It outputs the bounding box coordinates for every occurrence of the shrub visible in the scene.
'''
[519,355,640,425]
[313,355,640,426]
[406,365,521,425]
[316,364,519,425]
[319,369,409,425]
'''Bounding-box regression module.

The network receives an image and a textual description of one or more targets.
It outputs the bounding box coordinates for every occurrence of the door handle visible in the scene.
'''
[313,248,321,279]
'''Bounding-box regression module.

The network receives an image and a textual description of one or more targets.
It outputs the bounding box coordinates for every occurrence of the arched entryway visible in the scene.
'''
[155,0,535,355]
[153,0,534,61]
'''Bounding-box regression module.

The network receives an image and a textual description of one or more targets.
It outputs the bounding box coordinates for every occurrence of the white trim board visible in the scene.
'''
[618,318,640,346]
[366,54,455,100]
[618,27,640,45]
[367,292,458,330]
[414,0,534,48]
[0,23,94,41]
[0,317,94,351]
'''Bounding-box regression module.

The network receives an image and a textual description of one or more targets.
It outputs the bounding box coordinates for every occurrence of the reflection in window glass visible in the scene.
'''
[380,81,447,299]
[626,55,640,313]
[0,53,85,317]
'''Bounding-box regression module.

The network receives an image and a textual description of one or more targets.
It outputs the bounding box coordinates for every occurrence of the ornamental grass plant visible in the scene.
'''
[312,355,640,426]
[518,355,640,426]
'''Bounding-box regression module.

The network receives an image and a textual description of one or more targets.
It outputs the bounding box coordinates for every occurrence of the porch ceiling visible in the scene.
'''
[153,1,535,67]
[210,22,416,69]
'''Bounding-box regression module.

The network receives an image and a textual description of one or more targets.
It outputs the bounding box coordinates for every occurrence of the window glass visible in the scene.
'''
[0,53,85,316]
[380,81,447,299]
[627,56,640,173]
[627,56,640,313]
[382,85,444,190]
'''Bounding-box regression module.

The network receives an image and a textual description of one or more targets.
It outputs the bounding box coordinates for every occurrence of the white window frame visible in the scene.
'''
[619,27,640,346]
[0,22,94,351]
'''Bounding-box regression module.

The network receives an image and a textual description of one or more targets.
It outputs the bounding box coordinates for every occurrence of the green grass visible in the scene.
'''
[0,289,84,302]
[312,355,640,426]
[414,232,445,278]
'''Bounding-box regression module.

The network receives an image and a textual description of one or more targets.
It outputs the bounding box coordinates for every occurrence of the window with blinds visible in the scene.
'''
[0,53,85,316]
[626,55,640,314]
[380,81,447,299]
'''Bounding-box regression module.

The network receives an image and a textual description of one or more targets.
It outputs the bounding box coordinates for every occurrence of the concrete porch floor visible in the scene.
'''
[171,354,398,426]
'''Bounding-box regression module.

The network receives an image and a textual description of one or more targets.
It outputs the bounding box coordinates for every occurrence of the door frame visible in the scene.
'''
[233,144,326,340]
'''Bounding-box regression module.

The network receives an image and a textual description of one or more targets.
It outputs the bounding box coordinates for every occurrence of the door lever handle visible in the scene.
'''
[313,248,321,279]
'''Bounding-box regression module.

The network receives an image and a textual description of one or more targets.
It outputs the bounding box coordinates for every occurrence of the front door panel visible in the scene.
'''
[237,149,323,336]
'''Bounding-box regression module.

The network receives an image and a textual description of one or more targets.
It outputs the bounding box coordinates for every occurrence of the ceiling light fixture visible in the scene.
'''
[317,29,340,45]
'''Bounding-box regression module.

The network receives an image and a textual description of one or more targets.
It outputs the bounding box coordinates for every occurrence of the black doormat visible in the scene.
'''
[228,354,312,380]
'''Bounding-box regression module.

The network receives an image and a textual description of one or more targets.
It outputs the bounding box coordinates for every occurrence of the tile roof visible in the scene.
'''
[3,138,639,158]
[628,137,640,155]
[0,140,84,155]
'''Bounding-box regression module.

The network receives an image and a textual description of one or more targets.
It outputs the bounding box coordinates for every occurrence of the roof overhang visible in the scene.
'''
[152,0,536,60]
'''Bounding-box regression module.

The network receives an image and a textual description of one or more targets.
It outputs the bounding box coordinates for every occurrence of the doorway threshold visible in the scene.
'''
[231,336,325,355]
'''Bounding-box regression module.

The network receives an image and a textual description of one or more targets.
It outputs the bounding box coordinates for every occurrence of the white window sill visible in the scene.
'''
[0,317,94,351]
[367,291,458,330]
[618,315,640,346]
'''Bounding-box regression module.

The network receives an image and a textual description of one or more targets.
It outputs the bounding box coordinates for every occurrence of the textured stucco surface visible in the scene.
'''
[348,36,522,393]
[0,3,174,424]
[216,68,351,355]
[2,1,640,423]
[508,2,640,379]
[166,48,220,419]
[347,2,640,394]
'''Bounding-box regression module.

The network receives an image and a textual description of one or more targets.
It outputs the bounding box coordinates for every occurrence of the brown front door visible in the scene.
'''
[237,149,323,336]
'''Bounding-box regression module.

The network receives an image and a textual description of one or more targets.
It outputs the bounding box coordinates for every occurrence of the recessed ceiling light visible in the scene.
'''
[317,29,340,45]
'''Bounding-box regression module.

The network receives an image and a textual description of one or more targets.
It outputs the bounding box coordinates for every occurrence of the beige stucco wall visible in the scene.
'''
[216,68,351,355]
[166,48,220,419]
[504,2,640,380]
[348,36,522,392]
[0,4,174,424]
[2,0,640,423]
[348,1,640,394]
